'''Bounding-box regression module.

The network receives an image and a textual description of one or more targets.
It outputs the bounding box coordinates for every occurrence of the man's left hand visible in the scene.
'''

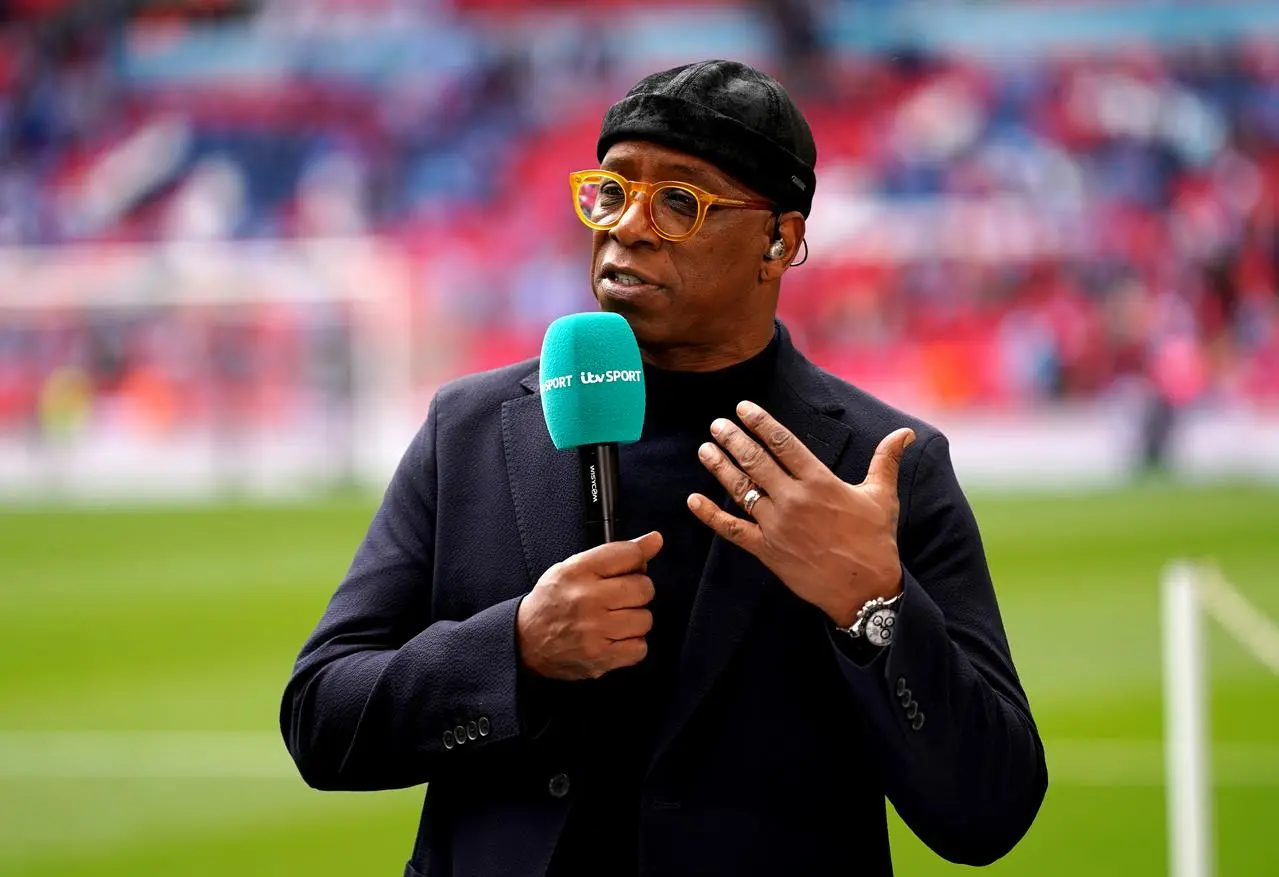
[688,400,916,627]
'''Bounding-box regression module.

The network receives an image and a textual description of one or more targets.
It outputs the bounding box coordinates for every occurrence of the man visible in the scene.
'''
[281,59,1047,877]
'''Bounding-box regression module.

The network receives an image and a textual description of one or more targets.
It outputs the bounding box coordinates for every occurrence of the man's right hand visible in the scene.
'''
[516,531,662,681]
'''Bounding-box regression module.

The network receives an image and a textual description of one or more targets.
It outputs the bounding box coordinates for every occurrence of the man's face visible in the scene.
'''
[590,140,778,361]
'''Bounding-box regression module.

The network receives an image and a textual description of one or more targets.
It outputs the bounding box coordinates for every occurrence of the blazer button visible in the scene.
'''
[912,711,926,731]
[477,716,491,737]
[455,725,468,745]
[442,730,455,750]
[906,701,919,720]
[467,720,479,741]
[548,772,571,798]
[895,677,907,697]
[899,687,912,708]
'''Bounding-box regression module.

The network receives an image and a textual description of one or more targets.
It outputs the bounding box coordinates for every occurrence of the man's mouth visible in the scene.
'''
[604,270,650,287]
[598,265,662,296]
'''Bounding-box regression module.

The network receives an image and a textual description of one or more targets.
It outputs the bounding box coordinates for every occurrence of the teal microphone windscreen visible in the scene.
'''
[539,311,645,450]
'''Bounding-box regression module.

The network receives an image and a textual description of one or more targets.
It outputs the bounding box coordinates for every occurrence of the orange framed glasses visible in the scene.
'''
[569,170,775,242]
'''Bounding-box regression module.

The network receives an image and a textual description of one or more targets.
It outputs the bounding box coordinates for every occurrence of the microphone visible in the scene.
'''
[539,312,646,546]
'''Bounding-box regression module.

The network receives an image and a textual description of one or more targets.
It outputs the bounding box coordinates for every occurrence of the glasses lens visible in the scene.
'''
[652,185,702,238]
[576,175,626,227]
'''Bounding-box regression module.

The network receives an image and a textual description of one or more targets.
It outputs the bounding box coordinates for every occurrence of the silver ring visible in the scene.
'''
[742,486,766,516]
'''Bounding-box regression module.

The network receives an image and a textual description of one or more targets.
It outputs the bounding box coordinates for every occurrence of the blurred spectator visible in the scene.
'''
[1,0,1278,454]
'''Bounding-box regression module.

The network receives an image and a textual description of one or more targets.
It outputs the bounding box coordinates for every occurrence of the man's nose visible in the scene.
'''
[610,189,660,246]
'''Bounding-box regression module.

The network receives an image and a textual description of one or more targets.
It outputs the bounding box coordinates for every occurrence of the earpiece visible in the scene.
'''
[767,239,786,261]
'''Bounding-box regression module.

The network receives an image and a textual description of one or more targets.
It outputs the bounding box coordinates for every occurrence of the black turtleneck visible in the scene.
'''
[547,327,782,877]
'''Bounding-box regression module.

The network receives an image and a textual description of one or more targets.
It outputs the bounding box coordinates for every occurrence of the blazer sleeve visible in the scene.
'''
[830,432,1048,866]
[280,393,537,792]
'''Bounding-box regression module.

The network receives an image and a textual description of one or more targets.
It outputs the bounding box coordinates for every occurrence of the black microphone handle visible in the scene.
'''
[580,442,621,546]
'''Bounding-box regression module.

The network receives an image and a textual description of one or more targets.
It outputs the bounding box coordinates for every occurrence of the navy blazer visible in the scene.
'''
[281,323,1047,876]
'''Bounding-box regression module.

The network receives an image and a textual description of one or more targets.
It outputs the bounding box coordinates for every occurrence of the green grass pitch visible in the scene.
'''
[1,482,1276,875]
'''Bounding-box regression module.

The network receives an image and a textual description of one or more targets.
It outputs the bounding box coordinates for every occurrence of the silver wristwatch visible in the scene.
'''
[837,592,902,648]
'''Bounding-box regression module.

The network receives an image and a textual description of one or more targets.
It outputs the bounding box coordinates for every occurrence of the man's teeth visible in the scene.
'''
[611,272,646,287]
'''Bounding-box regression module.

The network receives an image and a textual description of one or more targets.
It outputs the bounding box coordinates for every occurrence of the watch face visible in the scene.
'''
[866,609,897,648]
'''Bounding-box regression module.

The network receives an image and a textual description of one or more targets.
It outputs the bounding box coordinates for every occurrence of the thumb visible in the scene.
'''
[630,530,664,562]
[583,530,664,576]
[865,428,917,491]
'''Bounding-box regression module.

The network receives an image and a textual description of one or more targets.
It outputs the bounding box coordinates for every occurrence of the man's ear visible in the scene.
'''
[759,211,806,282]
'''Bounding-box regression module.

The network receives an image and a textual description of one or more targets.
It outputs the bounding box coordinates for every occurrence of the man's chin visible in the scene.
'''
[596,286,652,318]
[594,295,667,346]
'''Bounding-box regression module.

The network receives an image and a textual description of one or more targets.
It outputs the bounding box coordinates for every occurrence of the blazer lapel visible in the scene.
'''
[502,371,587,588]
[649,326,854,771]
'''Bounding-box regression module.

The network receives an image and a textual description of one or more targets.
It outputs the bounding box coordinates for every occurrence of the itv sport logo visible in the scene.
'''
[580,369,642,385]
[540,370,642,393]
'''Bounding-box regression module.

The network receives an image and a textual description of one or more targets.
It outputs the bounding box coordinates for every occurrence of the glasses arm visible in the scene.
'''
[709,196,777,211]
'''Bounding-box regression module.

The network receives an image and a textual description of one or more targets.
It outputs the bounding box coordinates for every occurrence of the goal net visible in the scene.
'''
[0,237,424,502]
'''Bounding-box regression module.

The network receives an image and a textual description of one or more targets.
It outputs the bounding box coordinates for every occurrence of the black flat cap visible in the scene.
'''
[597,59,818,217]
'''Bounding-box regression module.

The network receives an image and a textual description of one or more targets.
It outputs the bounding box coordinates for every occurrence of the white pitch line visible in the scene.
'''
[0,731,294,779]
[1050,739,1279,788]
[1,733,1278,786]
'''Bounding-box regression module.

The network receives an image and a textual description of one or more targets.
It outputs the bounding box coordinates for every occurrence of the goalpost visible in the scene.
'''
[1161,560,1279,877]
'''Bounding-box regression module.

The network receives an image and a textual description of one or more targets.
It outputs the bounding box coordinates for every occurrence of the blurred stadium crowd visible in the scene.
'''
[1,0,1278,447]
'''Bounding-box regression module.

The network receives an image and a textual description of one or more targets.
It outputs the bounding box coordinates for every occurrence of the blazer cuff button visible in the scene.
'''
[548,772,571,798]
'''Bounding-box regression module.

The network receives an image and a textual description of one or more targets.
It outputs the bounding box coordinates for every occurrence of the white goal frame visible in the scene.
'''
[1162,560,1279,877]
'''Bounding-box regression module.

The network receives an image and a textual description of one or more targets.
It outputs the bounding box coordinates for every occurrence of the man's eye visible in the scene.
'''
[662,189,699,216]
[598,182,625,204]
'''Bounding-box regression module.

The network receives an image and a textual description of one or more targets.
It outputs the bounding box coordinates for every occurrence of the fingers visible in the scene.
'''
[603,573,655,610]
[576,531,663,577]
[698,442,773,520]
[606,636,649,669]
[525,542,659,681]
[864,428,917,491]
[686,493,766,555]
[606,607,653,640]
[735,401,823,479]
[709,416,790,493]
